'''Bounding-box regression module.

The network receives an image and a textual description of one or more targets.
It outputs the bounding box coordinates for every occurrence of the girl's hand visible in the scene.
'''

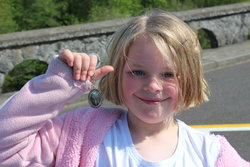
[59,49,114,81]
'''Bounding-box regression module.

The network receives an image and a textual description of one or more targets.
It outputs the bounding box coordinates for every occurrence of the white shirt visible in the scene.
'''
[96,112,220,167]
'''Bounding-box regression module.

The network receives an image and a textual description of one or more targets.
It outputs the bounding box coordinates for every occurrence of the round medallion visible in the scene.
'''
[88,89,103,108]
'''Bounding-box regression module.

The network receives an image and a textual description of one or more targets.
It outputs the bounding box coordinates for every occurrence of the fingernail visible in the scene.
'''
[75,74,80,80]
[81,75,86,81]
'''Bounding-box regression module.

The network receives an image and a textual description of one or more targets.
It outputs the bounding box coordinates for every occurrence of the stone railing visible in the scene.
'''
[0,2,250,90]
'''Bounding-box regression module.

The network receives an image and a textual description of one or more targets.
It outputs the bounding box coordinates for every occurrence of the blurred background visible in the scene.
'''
[1,0,250,34]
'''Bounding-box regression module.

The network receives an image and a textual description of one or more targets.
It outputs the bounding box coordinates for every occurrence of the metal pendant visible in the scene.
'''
[88,89,103,108]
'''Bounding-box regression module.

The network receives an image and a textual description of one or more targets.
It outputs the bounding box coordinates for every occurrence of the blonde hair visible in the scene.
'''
[99,9,209,110]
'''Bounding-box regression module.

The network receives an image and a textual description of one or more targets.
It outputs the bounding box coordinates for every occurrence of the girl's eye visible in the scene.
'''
[131,70,145,77]
[162,72,174,78]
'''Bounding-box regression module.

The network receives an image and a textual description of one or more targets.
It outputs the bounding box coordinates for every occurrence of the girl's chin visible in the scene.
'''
[130,109,175,124]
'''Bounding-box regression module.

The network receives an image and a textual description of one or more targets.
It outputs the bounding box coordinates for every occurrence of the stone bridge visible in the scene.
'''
[0,2,250,89]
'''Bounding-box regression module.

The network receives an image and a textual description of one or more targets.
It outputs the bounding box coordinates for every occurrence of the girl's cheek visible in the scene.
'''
[122,75,137,94]
[164,83,180,110]
[164,82,179,97]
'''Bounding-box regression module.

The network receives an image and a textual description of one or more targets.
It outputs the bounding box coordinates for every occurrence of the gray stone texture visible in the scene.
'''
[0,73,4,89]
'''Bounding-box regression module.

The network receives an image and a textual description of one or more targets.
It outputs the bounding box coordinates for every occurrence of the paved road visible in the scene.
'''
[177,60,250,161]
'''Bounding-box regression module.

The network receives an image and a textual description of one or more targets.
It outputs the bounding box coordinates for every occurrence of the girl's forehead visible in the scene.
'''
[126,53,165,64]
[125,55,175,71]
[125,34,177,71]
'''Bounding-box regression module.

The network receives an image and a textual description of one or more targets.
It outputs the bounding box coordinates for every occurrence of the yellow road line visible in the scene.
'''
[191,123,250,129]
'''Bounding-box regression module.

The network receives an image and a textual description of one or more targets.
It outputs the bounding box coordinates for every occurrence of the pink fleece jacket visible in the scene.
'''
[0,58,249,167]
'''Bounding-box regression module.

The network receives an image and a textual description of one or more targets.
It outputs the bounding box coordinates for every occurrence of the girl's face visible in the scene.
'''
[122,35,179,124]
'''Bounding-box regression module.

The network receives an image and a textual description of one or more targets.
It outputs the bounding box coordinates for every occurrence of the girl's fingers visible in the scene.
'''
[59,49,74,67]
[86,54,98,81]
[80,53,90,81]
[73,53,83,80]
[59,50,112,81]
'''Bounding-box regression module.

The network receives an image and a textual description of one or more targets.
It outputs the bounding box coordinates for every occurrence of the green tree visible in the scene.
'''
[2,60,48,93]
[12,0,62,30]
[54,0,80,25]
[0,0,19,34]
[56,0,101,23]
[88,0,143,22]
[2,0,250,34]
[141,0,169,9]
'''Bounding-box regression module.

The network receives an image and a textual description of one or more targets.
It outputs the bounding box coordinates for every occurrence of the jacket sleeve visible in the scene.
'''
[215,135,250,167]
[0,58,92,167]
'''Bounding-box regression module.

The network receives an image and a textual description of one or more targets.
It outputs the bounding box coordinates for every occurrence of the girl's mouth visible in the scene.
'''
[137,97,167,105]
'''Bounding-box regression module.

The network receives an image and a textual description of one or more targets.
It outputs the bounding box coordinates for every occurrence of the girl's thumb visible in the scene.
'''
[95,65,114,80]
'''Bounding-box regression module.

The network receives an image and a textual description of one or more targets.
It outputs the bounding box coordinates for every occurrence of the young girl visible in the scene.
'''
[0,10,249,167]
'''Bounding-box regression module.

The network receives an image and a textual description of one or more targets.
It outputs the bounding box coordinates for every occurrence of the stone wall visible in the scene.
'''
[0,2,250,90]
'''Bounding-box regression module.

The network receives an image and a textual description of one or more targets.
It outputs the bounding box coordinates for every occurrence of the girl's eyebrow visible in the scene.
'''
[129,63,144,68]
[128,62,174,72]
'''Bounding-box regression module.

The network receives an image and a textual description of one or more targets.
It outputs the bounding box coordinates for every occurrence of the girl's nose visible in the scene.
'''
[143,77,163,93]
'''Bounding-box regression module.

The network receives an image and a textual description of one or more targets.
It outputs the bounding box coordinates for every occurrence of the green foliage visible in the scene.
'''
[2,60,48,93]
[11,0,62,31]
[55,0,80,25]
[56,0,93,23]
[88,0,143,22]
[0,0,19,33]
[141,0,169,9]
[1,0,250,34]
[198,29,212,49]
[248,30,250,40]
